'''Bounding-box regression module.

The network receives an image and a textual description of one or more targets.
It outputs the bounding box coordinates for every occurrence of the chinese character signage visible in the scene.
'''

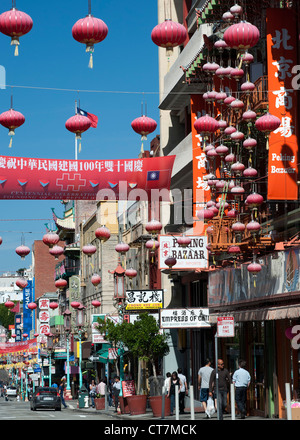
[0,155,175,200]
[125,290,163,310]
[159,308,210,329]
[266,8,298,200]
[159,235,208,270]
[15,314,22,342]
[39,297,50,336]
[191,94,211,235]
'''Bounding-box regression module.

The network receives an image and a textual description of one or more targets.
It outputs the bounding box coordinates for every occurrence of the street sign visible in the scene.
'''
[217,316,234,337]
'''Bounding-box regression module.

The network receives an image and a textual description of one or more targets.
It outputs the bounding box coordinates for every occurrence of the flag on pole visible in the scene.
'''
[77,107,98,128]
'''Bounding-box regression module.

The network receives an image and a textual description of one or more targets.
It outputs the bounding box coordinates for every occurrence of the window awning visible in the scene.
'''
[209,304,300,323]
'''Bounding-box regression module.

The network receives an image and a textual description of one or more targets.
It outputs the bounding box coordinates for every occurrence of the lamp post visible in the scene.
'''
[109,260,126,394]
[63,308,72,399]
[46,332,54,387]
[71,302,86,389]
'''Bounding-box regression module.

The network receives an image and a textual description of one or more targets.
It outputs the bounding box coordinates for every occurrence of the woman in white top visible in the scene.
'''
[164,372,171,394]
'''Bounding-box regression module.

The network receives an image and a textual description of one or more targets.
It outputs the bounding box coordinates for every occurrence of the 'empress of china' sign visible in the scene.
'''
[159,308,210,329]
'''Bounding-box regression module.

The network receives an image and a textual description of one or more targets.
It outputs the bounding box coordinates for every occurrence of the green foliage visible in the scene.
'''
[96,313,170,364]
[0,303,15,329]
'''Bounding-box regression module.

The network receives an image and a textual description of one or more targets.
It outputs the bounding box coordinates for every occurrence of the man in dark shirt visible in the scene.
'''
[209,359,231,420]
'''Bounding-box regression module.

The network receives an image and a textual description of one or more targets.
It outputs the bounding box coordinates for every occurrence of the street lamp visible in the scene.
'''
[71,303,86,389]
[109,261,126,393]
[46,332,54,387]
[63,308,72,399]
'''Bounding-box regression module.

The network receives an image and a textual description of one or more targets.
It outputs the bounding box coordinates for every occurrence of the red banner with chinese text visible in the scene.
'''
[191,94,211,235]
[0,155,175,200]
[266,8,298,200]
[0,338,37,355]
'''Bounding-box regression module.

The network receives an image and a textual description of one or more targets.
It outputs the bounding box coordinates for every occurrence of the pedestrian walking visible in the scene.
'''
[232,360,251,419]
[89,380,97,408]
[112,376,121,412]
[167,371,182,416]
[198,358,213,416]
[59,381,67,408]
[164,372,171,394]
[97,378,106,398]
[209,359,231,420]
[177,368,188,414]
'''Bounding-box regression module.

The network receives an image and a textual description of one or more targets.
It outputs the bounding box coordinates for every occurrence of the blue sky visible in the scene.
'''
[0,0,160,273]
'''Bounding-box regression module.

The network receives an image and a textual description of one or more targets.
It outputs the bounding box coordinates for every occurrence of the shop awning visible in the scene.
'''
[97,345,115,364]
[209,304,300,323]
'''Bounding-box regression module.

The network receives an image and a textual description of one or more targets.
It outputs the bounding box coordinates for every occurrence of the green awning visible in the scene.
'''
[97,345,115,364]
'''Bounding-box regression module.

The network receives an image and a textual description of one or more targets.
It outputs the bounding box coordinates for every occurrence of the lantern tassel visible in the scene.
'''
[254,278,256,288]
[8,137,13,148]
[79,139,82,153]
[88,52,93,69]
[266,135,269,151]
[140,141,144,154]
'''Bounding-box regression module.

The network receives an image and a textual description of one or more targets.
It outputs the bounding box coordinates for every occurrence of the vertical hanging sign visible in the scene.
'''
[191,94,211,235]
[266,8,298,200]
[23,280,34,337]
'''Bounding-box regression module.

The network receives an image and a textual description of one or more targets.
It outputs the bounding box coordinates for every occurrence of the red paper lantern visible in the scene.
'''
[228,245,241,256]
[145,219,162,235]
[246,193,264,209]
[223,21,260,52]
[125,268,137,279]
[255,112,281,134]
[71,301,80,309]
[151,19,187,56]
[49,302,58,310]
[55,279,67,290]
[194,115,219,135]
[0,8,33,56]
[0,109,25,148]
[91,273,101,286]
[49,245,64,260]
[28,302,37,310]
[22,333,28,338]
[95,226,110,242]
[15,245,30,260]
[232,221,246,234]
[72,14,108,68]
[115,242,130,255]
[131,115,157,141]
[43,232,60,248]
[91,300,101,308]
[16,277,28,290]
[65,114,92,153]
[4,300,14,309]
[82,244,97,257]
[177,235,191,248]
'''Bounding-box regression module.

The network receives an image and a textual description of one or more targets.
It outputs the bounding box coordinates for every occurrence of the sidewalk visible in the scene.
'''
[66,400,269,421]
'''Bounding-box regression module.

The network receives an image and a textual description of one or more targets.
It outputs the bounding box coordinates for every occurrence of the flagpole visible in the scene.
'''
[75,100,78,160]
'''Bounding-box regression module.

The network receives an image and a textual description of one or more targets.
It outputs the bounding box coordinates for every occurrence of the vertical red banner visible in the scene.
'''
[191,94,211,234]
[266,8,298,200]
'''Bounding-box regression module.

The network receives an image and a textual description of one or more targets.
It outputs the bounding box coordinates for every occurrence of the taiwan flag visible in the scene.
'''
[77,107,98,128]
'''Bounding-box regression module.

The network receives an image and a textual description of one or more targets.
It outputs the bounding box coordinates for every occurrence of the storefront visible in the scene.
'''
[208,247,300,418]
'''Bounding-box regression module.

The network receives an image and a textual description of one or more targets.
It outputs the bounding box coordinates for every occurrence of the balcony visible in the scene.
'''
[55,258,80,280]
[159,22,213,111]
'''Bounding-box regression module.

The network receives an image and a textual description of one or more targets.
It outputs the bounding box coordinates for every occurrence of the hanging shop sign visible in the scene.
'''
[0,155,175,200]
[14,314,22,342]
[158,235,208,270]
[217,316,235,337]
[159,308,210,329]
[125,289,163,310]
[23,279,34,337]
[91,314,108,344]
[266,8,298,200]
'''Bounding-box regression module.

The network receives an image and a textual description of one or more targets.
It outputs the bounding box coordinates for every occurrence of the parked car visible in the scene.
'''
[5,386,17,399]
[30,387,61,411]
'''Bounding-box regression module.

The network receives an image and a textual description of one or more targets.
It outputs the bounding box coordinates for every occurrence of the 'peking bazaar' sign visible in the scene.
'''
[266,8,298,200]
[0,155,175,200]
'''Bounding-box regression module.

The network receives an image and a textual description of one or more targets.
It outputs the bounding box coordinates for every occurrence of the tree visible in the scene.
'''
[97,313,170,394]
[0,304,15,330]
